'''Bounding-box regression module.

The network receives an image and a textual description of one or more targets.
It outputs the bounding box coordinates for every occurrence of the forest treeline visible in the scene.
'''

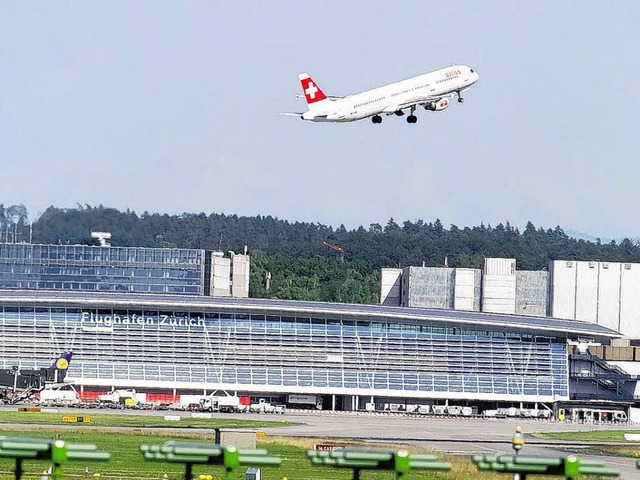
[2,203,640,304]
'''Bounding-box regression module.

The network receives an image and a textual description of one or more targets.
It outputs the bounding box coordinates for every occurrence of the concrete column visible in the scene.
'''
[332,394,336,411]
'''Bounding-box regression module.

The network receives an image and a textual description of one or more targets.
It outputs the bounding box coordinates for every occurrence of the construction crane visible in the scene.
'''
[322,240,344,263]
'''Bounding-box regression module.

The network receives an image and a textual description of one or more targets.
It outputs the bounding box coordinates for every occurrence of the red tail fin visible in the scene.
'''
[298,73,327,105]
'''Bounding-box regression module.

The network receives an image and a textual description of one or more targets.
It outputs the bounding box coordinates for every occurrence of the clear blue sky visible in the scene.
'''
[2,1,638,238]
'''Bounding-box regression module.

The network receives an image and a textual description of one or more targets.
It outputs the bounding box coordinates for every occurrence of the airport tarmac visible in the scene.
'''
[1,407,638,478]
[263,412,639,479]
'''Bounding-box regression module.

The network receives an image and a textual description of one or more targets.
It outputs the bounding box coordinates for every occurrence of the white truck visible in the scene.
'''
[96,389,145,407]
[39,387,78,403]
[250,398,285,414]
[432,405,447,415]
[417,405,431,415]
[461,406,475,417]
[198,393,249,413]
[446,405,463,416]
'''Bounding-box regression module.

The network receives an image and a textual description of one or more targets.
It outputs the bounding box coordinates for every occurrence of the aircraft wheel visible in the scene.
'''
[372,115,382,124]
[407,115,417,123]
[458,97,464,103]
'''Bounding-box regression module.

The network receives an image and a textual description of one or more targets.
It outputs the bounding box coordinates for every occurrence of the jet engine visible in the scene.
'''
[425,98,450,111]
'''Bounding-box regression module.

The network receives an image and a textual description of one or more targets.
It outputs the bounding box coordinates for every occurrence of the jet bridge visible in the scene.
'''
[0,367,55,404]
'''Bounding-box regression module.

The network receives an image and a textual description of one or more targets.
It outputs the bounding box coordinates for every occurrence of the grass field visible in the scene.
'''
[0,424,635,480]
[0,412,295,429]
[531,429,640,459]
[0,429,472,480]
[531,429,640,442]
[596,445,640,459]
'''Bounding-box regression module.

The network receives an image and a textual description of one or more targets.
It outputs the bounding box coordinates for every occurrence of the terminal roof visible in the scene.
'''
[0,290,621,340]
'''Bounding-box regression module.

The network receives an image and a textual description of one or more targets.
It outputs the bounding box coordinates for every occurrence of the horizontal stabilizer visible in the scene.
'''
[279,112,303,116]
[296,93,342,100]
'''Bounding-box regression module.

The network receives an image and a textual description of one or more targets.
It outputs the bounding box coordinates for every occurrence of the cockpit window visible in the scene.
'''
[470,69,474,73]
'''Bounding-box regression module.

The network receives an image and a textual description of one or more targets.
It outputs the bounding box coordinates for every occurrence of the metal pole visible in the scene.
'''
[15,459,23,480]
[12,366,19,395]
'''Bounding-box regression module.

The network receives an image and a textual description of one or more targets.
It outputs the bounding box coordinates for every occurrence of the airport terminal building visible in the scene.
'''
[0,242,630,411]
[0,291,619,410]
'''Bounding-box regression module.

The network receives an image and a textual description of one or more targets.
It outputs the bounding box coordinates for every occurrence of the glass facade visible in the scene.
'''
[0,244,204,295]
[0,299,570,401]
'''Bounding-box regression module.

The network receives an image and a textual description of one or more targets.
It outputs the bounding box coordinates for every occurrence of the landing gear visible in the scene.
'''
[371,115,382,124]
[406,107,417,123]
[457,92,465,103]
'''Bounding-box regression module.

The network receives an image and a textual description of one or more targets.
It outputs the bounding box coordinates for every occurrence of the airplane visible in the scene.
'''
[282,64,480,124]
[0,351,73,404]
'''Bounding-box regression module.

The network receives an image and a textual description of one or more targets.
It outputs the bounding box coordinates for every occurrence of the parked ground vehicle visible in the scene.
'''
[432,405,447,415]
[96,389,145,407]
[446,405,462,416]
[197,393,249,413]
[286,394,322,410]
[461,406,474,417]
[249,398,285,414]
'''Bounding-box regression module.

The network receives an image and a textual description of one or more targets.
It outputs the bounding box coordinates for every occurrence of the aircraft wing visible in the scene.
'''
[383,94,454,114]
[279,112,304,116]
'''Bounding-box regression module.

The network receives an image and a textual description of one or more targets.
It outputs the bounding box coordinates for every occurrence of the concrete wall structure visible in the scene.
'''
[549,260,640,338]
[231,254,250,298]
[402,267,454,308]
[210,254,231,297]
[383,258,640,338]
[380,268,402,306]
[515,271,548,317]
[453,268,478,311]
[482,258,516,314]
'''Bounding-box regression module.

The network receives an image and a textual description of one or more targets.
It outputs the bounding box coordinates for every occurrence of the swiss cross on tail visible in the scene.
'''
[299,73,327,104]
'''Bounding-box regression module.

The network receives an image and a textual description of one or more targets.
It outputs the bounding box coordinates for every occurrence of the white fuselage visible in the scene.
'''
[303,65,479,122]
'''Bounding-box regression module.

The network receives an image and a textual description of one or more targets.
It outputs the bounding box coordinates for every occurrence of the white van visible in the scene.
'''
[612,411,628,422]
[446,405,463,416]
[461,406,474,417]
